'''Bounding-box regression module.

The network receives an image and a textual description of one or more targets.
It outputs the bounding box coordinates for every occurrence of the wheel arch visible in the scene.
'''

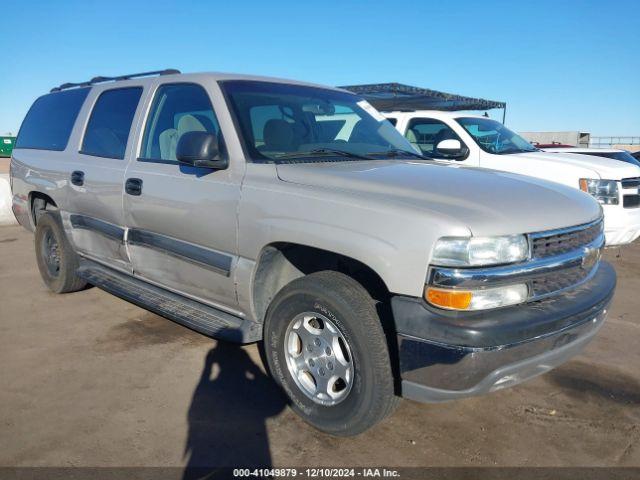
[251,242,391,325]
[29,191,58,227]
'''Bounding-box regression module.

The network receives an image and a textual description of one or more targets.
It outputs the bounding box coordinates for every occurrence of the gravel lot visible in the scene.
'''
[0,224,638,469]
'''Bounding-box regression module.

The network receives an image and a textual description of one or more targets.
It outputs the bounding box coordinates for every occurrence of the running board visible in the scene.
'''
[77,259,262,344]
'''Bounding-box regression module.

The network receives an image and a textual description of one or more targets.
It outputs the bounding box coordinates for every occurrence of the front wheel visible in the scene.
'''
[263,271,398,436]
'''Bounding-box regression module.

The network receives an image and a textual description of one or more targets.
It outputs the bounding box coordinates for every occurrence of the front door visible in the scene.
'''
[123,82,241,312]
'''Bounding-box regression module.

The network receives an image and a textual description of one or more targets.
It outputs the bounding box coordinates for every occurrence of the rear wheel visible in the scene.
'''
[263,271,398,436]
[34,212,87,293]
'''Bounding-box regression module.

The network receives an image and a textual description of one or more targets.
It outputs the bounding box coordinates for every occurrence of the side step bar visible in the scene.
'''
[77,259,262,343]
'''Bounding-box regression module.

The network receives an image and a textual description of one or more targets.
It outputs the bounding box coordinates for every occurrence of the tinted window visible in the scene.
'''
[81,87,142,159]
[222,80,414,162]
[16,88,90,151]
[386,117,397,126]
[140,83,222,161]
[406,118,461,156]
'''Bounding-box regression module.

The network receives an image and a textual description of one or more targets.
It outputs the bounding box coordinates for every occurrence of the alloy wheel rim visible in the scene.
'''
[42,230,61,277]
[284,312,354,406]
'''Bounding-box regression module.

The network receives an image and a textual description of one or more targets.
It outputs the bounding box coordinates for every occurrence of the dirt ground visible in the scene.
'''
[0,224,638,469]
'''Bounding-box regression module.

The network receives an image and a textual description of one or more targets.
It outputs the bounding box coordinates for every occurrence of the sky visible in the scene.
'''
[1,0,638,137]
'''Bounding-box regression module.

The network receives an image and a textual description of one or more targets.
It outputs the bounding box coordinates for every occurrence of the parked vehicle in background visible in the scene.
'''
[385,111,640,246]
[540,146,640,167]
[0,136,15,157]
[10,71,615,435]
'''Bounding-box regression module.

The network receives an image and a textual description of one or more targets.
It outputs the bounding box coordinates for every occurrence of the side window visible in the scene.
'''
[140,83,222,161]
[386,117,397,126]
[81,87,143,159]
[15,88,90,151]
[406,118,461,156]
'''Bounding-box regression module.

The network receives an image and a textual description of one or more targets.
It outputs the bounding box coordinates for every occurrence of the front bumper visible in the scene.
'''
[603,204,640,246]
[393,261,616,403]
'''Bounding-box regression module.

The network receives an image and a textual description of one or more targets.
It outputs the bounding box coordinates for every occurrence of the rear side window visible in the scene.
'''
[81,87,143,159]
[16,88,90,151]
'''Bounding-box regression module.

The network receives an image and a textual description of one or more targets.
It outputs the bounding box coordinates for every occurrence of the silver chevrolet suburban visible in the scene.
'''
[10,70,615,436]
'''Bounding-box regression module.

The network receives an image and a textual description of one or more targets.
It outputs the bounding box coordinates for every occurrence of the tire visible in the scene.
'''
[263,271,398,436]
[34,211,87,294]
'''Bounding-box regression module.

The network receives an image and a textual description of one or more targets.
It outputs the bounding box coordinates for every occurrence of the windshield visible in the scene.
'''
[221,80,416,162]
[577,151,640,167]
[457,117,538,155]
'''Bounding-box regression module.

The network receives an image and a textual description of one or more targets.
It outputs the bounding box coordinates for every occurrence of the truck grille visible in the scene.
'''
[621,178,640,209]
[624,195,640,208]
[621,177,640,189]
[530,219,603,259]
[530,265,591,297]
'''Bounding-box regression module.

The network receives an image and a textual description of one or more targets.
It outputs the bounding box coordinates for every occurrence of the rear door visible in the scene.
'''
[122,81,242,312]
[63,86,144,273]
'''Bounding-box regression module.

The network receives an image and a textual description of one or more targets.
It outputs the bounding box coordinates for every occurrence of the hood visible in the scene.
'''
[276,160,602,237]
[519,151,640,180]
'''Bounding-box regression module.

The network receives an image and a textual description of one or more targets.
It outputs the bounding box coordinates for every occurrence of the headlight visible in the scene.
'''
[432,235,529,267]
[579,178,619,205]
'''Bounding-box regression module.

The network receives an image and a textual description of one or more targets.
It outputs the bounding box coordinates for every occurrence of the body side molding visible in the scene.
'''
[70,214,125,242]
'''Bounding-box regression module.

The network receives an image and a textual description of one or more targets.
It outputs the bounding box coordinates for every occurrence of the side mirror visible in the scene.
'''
[435,139,469,160]
[176,131,228,169]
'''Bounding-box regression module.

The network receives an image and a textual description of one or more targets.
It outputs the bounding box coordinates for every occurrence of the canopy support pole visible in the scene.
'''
[502,105,507,124]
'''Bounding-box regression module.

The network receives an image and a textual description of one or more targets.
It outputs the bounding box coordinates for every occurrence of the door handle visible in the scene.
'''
[125,178,143,196]
[71,170,84,186]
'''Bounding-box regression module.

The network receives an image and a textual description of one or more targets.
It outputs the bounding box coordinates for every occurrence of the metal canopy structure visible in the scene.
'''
[339,82,506,118]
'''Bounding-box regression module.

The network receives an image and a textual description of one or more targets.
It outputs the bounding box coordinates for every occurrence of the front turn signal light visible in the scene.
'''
[425,287,473,310]
[425,284,528,311]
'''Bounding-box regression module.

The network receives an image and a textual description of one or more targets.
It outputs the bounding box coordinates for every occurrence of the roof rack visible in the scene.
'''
[50,69,181,93]
[340,82,506,112]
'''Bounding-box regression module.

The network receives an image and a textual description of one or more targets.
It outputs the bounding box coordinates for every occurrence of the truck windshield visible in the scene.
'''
[457,117,538,155]
[221,80,417,162]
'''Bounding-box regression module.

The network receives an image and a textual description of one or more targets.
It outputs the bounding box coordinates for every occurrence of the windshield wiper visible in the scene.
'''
[498,147,538,154]
[275,148,374,161]
[365,148,431,160]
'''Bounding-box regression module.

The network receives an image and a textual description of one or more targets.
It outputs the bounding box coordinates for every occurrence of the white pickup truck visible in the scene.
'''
[384,111,640,246]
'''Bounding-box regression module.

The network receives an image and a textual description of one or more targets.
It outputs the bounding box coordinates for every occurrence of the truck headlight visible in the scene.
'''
[432,235,529,267]
[579,178,619,205]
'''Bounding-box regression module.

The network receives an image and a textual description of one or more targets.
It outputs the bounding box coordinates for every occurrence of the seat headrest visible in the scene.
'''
[349,120,370,143]
[177,114,207,135]
[434,128,457,145]
[263,119,295,151]
[406,128,418,143]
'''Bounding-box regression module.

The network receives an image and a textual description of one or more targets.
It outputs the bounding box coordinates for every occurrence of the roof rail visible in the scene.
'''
[50,69,181,93]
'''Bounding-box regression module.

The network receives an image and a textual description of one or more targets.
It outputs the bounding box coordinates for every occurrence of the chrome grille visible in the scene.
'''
[530,265,591,297]
[530,220,603,259]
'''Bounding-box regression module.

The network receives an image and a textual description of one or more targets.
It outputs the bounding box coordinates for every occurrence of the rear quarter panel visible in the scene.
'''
[10,150,73,230]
